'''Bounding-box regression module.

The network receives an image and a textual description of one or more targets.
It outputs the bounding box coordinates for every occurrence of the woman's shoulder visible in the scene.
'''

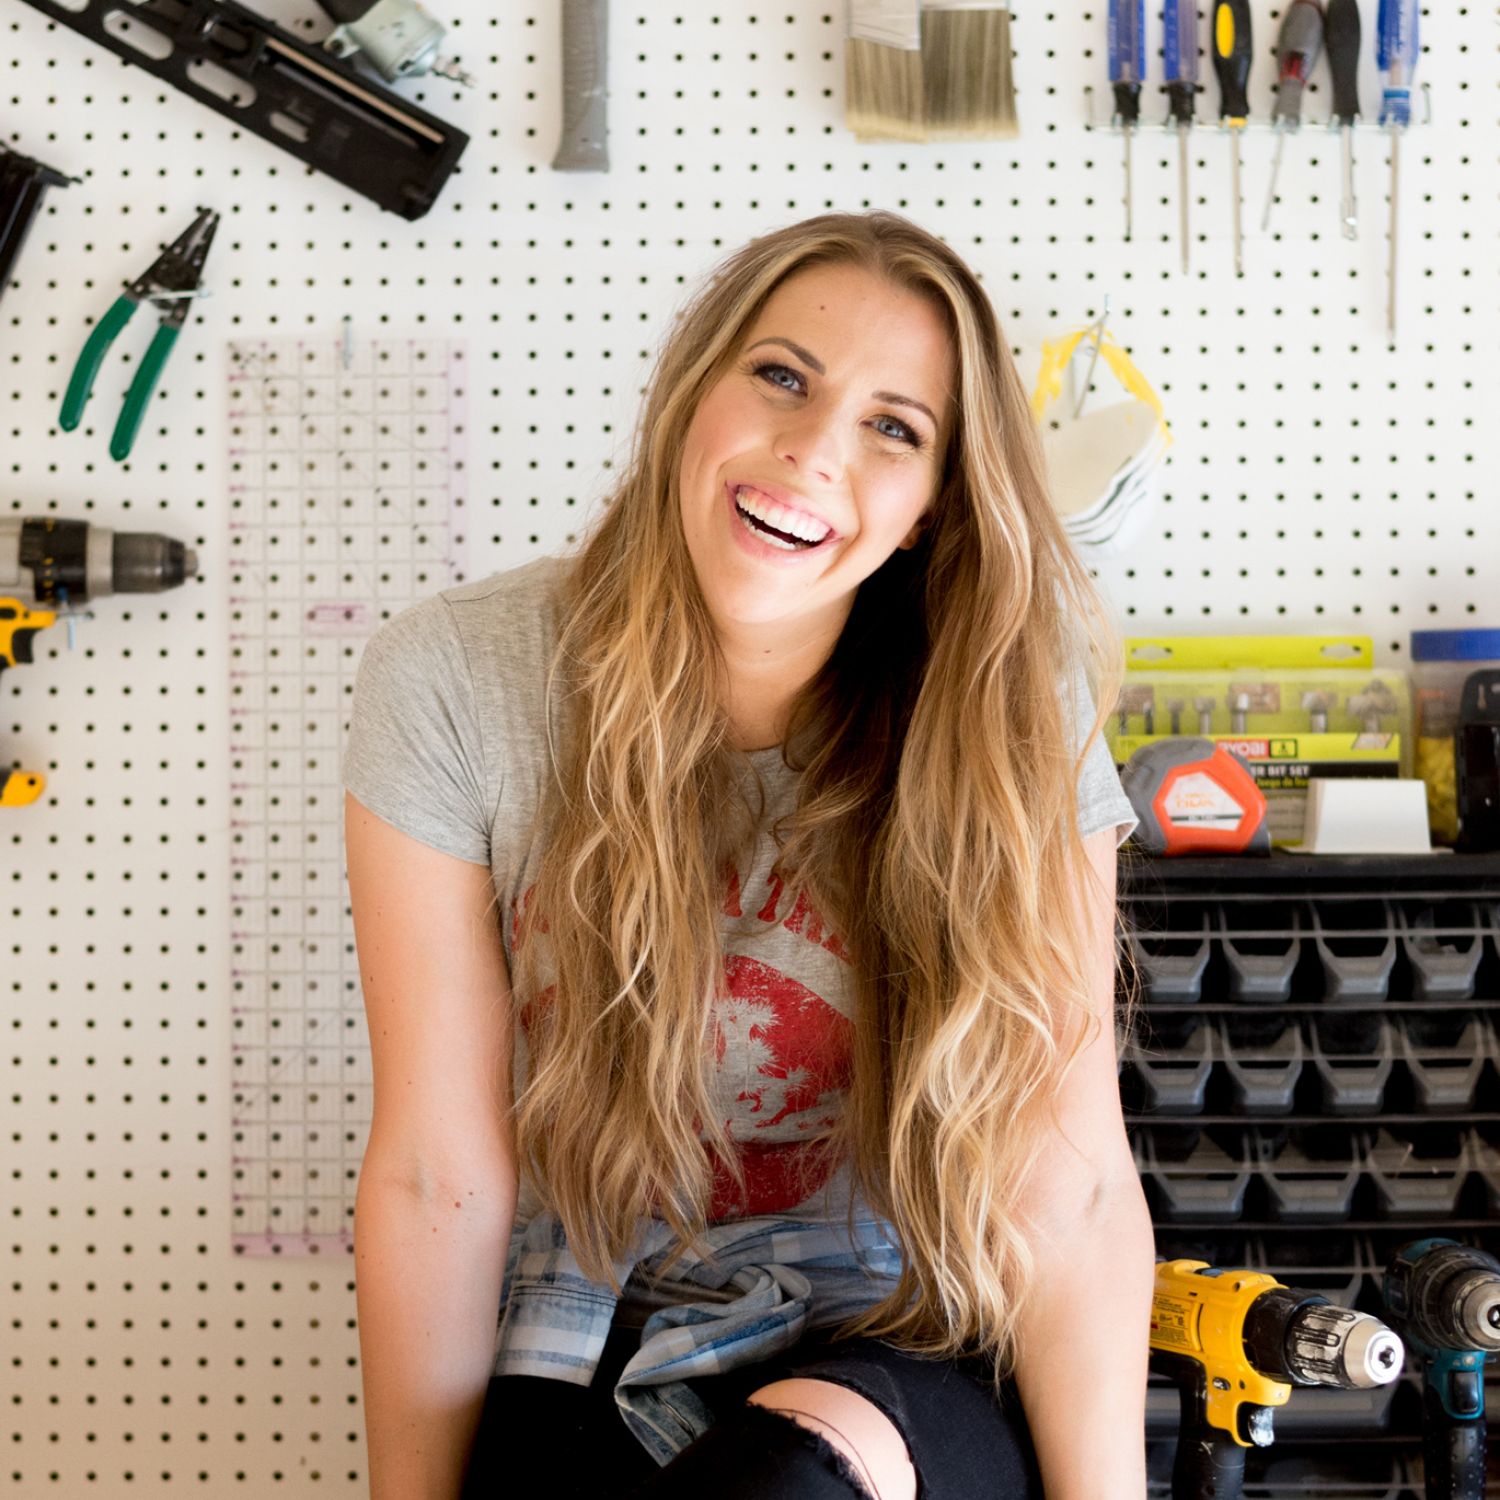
[439,551,573,619]
[426,552,574,674]
[355,554,571,708]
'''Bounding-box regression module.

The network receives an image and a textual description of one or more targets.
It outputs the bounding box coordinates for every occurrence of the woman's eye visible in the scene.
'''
[749,360,921,447]
[753,361,802,393]
[873,415,919,445]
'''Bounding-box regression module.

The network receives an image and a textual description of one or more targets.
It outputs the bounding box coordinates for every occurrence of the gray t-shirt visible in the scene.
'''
[341,553,1139,1317]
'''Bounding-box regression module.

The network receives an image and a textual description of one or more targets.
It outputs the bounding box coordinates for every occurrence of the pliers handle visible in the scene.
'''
[62,298,179,461]
[59,206,218,461]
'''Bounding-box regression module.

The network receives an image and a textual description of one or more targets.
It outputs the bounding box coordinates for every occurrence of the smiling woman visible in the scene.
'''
[346,208,1152,1500]
[678,260,955,751]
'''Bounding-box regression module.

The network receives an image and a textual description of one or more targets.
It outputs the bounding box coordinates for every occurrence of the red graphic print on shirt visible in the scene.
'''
[702,954,851,1218]
[511,858,854,1220]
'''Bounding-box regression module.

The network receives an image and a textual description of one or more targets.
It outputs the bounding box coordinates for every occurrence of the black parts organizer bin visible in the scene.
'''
[1118,850,1500,1500]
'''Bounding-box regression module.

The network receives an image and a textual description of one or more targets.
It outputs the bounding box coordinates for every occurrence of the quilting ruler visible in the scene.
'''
[225,334,468,1257]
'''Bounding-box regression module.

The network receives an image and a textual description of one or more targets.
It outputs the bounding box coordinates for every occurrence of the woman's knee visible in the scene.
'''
[628,1384,907,1499]
[747,1376,917,1500]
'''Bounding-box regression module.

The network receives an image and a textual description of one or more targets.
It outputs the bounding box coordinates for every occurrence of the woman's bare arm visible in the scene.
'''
[346,792,519,1500]
[1010,824,1155,1500]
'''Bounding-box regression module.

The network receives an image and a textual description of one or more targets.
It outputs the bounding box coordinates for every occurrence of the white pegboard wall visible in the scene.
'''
[2,2,1496,1494]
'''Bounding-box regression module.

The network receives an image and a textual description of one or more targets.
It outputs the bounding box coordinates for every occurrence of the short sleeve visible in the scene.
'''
[1064,660,1140,849]
[341,593,492,866]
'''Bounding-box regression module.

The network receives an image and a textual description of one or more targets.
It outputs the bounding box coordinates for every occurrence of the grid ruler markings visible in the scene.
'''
[226,335,468,1257]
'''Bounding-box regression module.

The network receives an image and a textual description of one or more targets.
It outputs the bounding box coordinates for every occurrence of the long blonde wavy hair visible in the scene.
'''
[507,209,1137,1393]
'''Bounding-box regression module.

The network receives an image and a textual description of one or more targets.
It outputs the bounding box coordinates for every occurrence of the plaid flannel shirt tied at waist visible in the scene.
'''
[494,1206,906,1466]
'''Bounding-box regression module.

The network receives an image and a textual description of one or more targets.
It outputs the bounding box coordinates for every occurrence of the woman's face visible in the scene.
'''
[678,260,955,635]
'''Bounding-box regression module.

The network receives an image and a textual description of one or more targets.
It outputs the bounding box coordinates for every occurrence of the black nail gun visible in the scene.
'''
[1,143,76,307]
[14,0,467,220]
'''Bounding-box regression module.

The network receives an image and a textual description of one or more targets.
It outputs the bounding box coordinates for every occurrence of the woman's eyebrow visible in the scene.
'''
[745,336,937,427]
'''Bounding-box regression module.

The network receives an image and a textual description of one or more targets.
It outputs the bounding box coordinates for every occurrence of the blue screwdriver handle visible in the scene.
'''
[1164,0,1200,87]
[1376,0,1419,127]
[1108,0,1147,122]
[1162,0,1200,122]
[1108,0,1146,84]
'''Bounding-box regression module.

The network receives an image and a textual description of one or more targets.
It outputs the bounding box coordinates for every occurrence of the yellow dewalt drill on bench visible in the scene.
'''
[1150,1259,1405,1500]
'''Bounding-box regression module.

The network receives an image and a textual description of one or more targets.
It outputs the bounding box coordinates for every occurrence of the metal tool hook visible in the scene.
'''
[1071,296,1114,420]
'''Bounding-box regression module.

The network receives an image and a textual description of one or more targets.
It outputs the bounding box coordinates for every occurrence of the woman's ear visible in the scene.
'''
[897,509,932,551]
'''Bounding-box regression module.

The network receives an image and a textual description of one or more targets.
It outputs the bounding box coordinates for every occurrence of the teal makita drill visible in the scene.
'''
[1383,1238,1500,1500]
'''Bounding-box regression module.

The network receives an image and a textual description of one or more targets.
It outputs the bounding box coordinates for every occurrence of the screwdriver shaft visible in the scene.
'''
[1341,123,1357,239]
[1377,0,1419,343]
[1124,124,1134,241]
[1163,0,1199,275]
[1230,130,1243,275]
[1387,125,1400,343]
[1262,129,1287,233]
[1178,122,1191,273]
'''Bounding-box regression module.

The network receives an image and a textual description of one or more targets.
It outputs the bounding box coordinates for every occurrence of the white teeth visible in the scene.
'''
[734,486,830,544]
[736,505,806,551]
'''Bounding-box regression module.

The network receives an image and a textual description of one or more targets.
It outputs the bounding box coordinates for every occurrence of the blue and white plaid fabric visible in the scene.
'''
[494,1204,907,1465]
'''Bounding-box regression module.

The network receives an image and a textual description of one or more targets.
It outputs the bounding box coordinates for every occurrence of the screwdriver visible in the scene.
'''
[1107,0,1146,242]
[1262,1,1326,233]
[1163,0,1201,274]
[1326,0,1362,240]
[1377,0,1420,344]
[1211,0,1252,275]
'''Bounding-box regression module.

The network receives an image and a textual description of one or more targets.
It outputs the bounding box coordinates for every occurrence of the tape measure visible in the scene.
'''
[1120,737,1270,855]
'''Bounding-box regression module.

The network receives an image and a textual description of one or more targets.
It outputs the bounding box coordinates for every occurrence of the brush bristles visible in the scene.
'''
[845,36,928,143]
[921,7,1018,140]
[844,6,1018,143]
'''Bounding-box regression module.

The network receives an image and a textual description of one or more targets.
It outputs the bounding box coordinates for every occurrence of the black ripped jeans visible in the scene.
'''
[461,1317,1044,1500]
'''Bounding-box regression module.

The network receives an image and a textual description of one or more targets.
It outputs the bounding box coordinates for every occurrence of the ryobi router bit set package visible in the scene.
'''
[1105,634,1412,850]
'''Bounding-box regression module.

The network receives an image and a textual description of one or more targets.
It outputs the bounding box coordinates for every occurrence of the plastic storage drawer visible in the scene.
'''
[1219,901,1303,1003]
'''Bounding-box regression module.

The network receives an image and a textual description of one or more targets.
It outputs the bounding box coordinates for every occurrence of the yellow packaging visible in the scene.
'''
[1408,631,1500,846]
[1109,635,1411,848]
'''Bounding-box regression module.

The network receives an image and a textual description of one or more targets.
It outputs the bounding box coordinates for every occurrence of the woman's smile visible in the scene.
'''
[725,481,837,564]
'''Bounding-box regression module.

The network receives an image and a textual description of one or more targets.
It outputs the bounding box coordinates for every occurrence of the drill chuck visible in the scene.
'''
[1389,1240,1500,1353]
[1451,1275,1500,1351]
[1244,1285,1404,1388]
[1286,1303,1405,1387]
[113,531,197,595]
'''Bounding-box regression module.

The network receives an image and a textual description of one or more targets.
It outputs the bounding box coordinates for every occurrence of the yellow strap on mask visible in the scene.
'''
[1030,326,1172,449]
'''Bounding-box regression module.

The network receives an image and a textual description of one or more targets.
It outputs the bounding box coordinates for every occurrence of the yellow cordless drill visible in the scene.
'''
[0,598,55,806]
[1,515,196,806]
[1150,1259,1405,1500]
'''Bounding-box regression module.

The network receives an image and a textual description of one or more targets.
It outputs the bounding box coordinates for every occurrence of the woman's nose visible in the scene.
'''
[774,405,845,483]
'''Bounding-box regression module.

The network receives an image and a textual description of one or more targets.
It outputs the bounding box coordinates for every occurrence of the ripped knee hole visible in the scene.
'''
[745,1398,886,1500]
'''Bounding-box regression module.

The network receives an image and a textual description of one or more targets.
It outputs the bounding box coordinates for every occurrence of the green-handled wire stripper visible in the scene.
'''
[59,206,219,462]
